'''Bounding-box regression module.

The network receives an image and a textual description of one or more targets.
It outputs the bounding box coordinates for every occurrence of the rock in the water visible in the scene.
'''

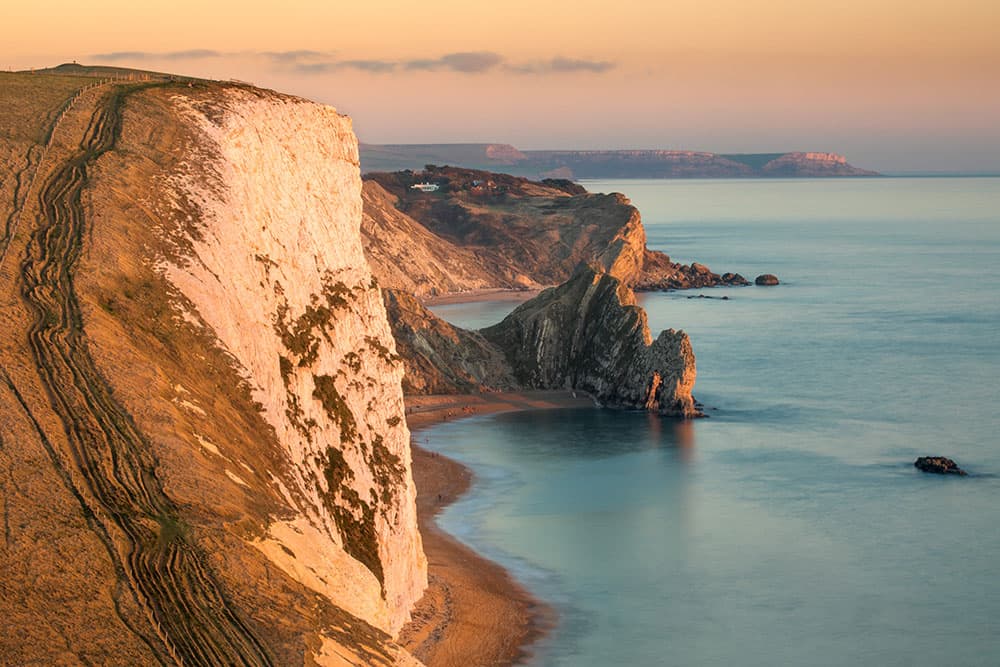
[914,456,968,476]
[755,273,780,286]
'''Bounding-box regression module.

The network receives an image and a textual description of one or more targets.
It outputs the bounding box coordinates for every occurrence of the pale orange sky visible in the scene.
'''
[5,0,999,171]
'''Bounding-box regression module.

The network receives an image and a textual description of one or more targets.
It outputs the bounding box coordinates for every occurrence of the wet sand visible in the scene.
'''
[398,391,594,666]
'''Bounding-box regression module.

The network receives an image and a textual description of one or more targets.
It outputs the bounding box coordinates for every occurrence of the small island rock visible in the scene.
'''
[755,274,780,286]
[914,456,968,476]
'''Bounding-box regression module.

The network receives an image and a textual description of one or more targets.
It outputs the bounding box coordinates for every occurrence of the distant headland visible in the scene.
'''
[360,143,879,179]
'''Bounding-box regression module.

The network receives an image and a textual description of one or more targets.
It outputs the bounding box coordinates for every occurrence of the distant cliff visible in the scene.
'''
[360,143,879,179]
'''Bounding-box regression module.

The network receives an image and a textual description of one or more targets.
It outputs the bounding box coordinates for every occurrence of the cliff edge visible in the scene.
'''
[0,70,425,665]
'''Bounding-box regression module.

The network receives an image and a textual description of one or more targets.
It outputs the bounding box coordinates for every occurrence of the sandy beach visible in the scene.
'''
[398,391,595,666]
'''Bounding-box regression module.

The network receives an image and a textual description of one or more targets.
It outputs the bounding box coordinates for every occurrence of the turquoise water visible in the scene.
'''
[423,178,1000,666]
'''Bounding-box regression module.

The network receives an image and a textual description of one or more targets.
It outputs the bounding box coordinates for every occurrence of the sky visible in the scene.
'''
[5,0,999,172]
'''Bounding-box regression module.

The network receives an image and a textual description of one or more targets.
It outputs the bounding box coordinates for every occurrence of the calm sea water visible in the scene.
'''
[424,178,1000,666]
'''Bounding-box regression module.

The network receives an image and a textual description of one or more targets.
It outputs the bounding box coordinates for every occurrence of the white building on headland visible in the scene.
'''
[410,183,439,192]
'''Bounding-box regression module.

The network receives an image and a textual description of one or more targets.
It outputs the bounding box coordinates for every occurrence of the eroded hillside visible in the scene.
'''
[0,70,424,665]
[362,165,748,298]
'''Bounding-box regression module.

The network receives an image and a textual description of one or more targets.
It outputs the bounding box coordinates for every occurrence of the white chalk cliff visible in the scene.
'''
[164,88,427,637]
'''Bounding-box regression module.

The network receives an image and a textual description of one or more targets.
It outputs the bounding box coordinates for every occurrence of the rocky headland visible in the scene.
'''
[358,165,736,417]
[362,165,748,298]
[482,265,700,417]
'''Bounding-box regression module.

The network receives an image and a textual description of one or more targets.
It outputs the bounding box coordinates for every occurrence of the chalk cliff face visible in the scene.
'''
[166,88,426,635]
[1,71,426,665]
[481,266,699,417]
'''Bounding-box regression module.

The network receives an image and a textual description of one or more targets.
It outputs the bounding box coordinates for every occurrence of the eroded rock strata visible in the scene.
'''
[482,266,699,417]
[385,266,699,418]
[383,288,517,394]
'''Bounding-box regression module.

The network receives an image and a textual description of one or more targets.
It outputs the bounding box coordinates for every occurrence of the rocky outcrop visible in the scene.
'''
[914,457,968,476]
[638,249,750,290]
[381,266,699,417]
[383,289,517,394]
[481,266,699,417]
[755,274,780,286]
[364,166,735,415]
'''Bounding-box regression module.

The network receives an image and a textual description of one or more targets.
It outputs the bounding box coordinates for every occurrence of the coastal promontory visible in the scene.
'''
[0,67,425,665]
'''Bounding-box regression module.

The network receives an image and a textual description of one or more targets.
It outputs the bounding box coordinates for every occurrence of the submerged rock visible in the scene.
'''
[914,456,968,476]
[755,274,780,286]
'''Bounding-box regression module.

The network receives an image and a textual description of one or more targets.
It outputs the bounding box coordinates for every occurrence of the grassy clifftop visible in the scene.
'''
[0,67,422,666]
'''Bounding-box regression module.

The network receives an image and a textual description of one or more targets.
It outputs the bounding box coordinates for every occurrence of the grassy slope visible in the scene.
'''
[0,68,414,666]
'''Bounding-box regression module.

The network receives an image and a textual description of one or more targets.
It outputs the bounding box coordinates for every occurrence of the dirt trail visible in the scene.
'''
[17,85,272,666]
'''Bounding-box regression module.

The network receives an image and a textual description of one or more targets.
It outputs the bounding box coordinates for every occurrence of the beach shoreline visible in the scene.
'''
[398,391,595,666]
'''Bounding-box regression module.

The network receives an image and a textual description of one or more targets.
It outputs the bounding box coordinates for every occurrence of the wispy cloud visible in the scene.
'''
[405,51,504,73]
[259,49,329,63]
[89,49,615,76]
[506,57,616,74]
[92,49,224,62]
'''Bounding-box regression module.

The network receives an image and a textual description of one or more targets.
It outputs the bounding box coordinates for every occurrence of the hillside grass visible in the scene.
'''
[0,72,89,143]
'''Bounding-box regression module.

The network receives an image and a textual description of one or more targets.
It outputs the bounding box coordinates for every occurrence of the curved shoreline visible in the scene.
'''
[399,391,595,666]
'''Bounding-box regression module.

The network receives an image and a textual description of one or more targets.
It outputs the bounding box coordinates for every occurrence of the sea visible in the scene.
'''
[424,177,1000,667]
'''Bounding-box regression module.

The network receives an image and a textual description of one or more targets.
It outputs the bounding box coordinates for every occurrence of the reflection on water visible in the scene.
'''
[487,408,696,460]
